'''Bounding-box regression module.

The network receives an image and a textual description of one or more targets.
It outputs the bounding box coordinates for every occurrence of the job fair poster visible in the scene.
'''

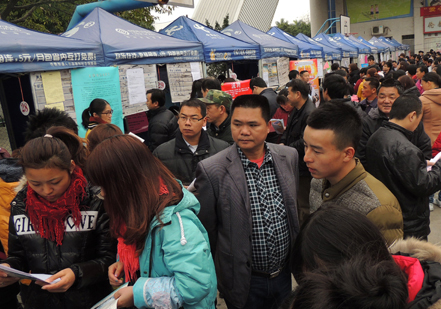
[290,59,320,104]
[71,67,124,138]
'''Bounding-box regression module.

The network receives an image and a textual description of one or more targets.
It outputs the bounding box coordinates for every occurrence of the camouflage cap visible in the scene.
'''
[200,89,232,108]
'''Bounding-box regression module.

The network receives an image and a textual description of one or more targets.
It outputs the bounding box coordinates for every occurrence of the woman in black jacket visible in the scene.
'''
[0,126,116,309]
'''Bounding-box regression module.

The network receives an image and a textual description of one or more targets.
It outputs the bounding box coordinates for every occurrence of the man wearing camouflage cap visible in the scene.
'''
[200,89,234,144]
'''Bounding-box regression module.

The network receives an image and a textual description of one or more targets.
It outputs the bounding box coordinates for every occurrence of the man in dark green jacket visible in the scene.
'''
[201,89,234,144]
[153,98,229,186]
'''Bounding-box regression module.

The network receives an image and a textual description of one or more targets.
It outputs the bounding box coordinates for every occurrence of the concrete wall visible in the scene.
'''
[310,0,329,36]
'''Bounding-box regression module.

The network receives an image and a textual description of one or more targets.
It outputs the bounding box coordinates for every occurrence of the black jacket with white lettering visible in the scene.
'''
[3,184,116,309]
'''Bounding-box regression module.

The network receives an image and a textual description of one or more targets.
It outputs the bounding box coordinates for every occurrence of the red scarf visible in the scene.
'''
[117,178,170,282]
[26,166,87,246]
[89,116,107,125]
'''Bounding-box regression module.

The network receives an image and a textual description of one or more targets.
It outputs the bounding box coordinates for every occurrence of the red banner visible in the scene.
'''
[421,6,441,17]
[221,80,253,99]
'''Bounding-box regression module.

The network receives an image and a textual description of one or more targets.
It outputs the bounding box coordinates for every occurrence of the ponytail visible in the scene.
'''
[81,107,91,130]
[81,99,110,130]
[19,126,87,171]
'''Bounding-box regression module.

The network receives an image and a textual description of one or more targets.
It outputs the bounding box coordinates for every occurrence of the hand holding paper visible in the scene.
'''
[40,268,75,292]
[0,264,20,287]
[114,286,134,308]
[108,261,124,287]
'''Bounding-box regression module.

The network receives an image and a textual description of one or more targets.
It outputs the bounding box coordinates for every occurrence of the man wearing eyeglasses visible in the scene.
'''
[153,99,229,186]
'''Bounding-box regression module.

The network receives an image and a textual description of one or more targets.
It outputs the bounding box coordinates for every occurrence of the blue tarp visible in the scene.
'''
[376,37,397,52]
[347,35,378,54]
[62,8,204,65]
[358,36,388,53]
[222,20,298,59]
[295,33,342,60]
[332,33,371,54]
[267,27,323,59]
[314,33,358,58]
[160,16,260,63]
[381,37,409,51]
[0,19,104,74]
[368,37,393,52]
[389,38,409,51]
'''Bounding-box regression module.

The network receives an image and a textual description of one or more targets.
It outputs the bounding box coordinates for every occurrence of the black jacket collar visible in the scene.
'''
[384,121,414,141]
[175,129,210,155]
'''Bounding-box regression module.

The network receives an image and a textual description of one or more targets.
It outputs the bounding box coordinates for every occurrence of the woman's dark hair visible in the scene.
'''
[86,135,183,253]
[19,126,87,171]
[398,75,416,90]
[87,123,123,154]
[322,74,351,99]
[81,98,110,129]
[190,79,204,99]
[290,255,408,309]
[422,72,441,88]
[349,63,359,72]
[383,62,393,70]
[291,205,392,282]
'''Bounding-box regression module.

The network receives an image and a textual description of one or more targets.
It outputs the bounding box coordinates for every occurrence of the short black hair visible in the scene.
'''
[334,69,348,78]
[407,64,417,76]
[392,70,406,80]
[201,78,221,92]
[180,98,207,117]
[368,55,375,61]
[364,77,380,91]
[306,101,362,151]
[359,68,368,75]
[276,94,288,105]
[383,62,393,69]
[287,79,310,99]
[417,65,428,74]
[300,70,309,76]
[322,74,350,99]
[389,95,422,120]
[289,70,299,80]
[422,72,441,88]
[146,89,166,107]
[249,77,267,89]
[378,78,403,95]
[25,108,79,142]
[231,94,270,123]
[331,63,340,71]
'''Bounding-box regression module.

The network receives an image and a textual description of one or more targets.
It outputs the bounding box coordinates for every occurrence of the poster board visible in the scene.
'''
[262,58,279,87]
[221,80,253,99]
[290,59,320,104]
[277,57,290,87]
[167,62,203,103]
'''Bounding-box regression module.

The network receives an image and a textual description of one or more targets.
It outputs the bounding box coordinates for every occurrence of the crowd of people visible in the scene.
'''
[1,49,441,309]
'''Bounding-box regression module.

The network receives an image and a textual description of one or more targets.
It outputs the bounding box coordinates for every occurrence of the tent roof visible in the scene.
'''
[332,33,371,54]
[159,16,260,63]
[368,37,392,52]
[347,35,378,54]
[222,20,299,59]
[357,36,388,53]
[314,33,358,58]
[295,33,342,60]
[0,19,104,73]
[62,8,205,65]
[381,37,409,51]
[376,37,397,52]
[267,27,323,59]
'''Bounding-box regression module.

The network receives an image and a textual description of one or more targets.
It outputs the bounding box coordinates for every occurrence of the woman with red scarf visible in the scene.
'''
[81,98,113,139]
[86,134,217,309]
[0,126,116,309]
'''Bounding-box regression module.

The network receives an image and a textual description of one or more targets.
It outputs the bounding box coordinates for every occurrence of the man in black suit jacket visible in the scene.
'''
[194,94,300,309]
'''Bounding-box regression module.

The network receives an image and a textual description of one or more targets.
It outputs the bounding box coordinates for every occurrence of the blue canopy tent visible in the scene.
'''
[0,19,104,74]
[159,16,260,63]
[358,36,388,53]
[389,38,410,51]
[332,33,371,54]
[267,27,324,59]
[347,36,378,54]
[222,20,298,59]
[63,8,204,65]
[370,37,395,52]
[314,33,358,58]
[296,33,342,60]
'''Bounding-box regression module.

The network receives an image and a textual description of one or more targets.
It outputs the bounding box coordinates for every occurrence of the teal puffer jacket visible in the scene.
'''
[133,186,217,309]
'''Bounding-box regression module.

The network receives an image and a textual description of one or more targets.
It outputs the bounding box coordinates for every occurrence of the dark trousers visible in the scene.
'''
[297,175,312,226]
[225,266,292,309]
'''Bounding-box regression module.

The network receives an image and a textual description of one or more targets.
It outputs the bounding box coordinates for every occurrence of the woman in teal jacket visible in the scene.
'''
[87,134,216,309]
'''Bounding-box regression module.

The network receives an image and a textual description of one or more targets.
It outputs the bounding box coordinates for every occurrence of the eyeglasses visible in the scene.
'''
[179,115,204,123]
[101,110,113,115]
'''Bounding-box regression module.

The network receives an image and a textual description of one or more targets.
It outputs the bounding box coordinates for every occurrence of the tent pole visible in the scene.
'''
[258,59,263,79]
[202,62,207,78]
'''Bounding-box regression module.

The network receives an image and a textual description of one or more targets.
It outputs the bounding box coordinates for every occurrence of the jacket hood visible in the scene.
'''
[0,158,23,183]
[422,88,441,105]
[390,237,441,263]
[403,86,421,98]
[367,107,389,120]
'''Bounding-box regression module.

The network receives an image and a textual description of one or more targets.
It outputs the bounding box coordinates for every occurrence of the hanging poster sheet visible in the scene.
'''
[317,59,324,78]
[341,58,350,68]
[277,57,290,87]
[221,80,253,99]
[71,67,123,138]
[118,65,157,115]
[126,68,147,105]
[30,70,76,121]
[290,59,320,104]
[262,58,279,87]
[167,62,200,103]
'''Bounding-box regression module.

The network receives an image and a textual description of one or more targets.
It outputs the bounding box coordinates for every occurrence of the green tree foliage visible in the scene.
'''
[275,18,311,37]
[0,0,173,34]
[205,14,230,78]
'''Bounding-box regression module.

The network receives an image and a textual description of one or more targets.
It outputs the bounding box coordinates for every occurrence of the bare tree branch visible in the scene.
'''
[14,0,76,10]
